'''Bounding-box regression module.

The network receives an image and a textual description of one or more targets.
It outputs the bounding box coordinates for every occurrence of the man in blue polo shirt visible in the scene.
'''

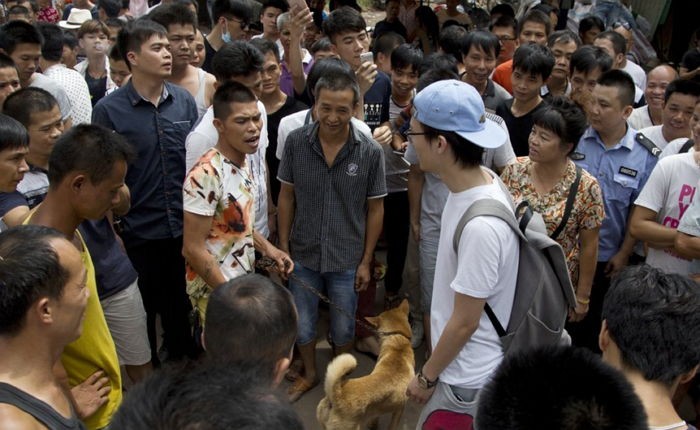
[571,69,657,352]
[93,19,198,365]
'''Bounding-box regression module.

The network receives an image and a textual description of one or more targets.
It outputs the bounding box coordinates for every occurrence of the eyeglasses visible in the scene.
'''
[496,35,517,42]
[406,131,429,142]
[226,16,250,30]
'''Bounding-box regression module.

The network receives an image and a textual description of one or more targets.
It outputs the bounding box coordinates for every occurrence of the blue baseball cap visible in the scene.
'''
[413,80,507,149]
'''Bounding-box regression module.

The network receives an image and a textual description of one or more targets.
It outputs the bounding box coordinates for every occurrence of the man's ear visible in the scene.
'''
[598,319,610,352]
[213,117,225,134]
[435,134,449,155]
[272,356,291,388]
[71,174,87,193]
[622,104,634,120]
[126,50,138,68]
[679,364,699,385]
[36,297,53,325]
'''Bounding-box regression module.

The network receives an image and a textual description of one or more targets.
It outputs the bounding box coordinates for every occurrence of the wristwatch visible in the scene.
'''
[417,369,439,389]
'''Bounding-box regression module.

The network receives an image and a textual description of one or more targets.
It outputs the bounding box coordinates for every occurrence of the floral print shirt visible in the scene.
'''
[501,157,605,286]
[183,148,255,300]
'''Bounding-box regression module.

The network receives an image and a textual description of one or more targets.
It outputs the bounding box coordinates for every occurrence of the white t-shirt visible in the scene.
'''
[185,103,270,238]
[660,137,695,159]
[430,170,519,389]
[276,108,372,160]
[638,125,672,151]
[634,152,700,275]
[628,105,654,131]
[623,60,647,91]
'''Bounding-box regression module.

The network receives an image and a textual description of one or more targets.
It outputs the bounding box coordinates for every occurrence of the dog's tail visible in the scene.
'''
[324,353,357,399]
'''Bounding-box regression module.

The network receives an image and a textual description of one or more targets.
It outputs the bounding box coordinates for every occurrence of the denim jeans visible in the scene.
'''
[289,262,358,346]
[593,0,637,30]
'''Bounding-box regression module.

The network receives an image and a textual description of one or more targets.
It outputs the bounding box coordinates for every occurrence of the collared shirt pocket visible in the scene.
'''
[610,172,640,204]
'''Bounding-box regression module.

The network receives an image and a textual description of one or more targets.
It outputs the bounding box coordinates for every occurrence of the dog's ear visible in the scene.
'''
[399,299,409,314]
[364,316,379,328]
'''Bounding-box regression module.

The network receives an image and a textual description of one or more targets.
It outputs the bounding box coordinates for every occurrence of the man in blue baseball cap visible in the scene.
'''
[405,79,518,426]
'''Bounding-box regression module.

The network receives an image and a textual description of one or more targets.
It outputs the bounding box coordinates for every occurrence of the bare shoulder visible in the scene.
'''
[0,403,47,430]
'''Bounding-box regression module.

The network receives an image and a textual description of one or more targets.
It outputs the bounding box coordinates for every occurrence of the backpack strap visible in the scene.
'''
[635,131,662,157]
[452,199,525,254]
[679,139,695,154]
[549,166,582,241]
[452,199,526,339]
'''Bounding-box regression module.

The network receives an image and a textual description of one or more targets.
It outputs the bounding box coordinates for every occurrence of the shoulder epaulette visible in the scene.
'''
[635,132,661,157]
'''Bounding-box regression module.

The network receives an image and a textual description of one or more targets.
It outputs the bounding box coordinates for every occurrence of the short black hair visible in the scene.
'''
[533,96,588,153]
[0,113,29,152]
[438,25,468,63]
[98,0,121,18]
[489,14,516,33]
[211,40,264,82]
[0,20,44,55]
[603,265,700,387]
[48,124,135,187]
[323,6,366,43]
[315,70,360,106]
[0,53,15,70]
[517,9,551,37]
[372,31,405,57]
[173,0,198,12]
[664,78,700,103]
[110,363,304,430]
[3,87,58,128]
[211,80,257,121]
[8,4,31,18]
[390,43,422,73]
[204,274,297,382]
[0,225,69,337]
[489,3,514,18]
[422,122,484,168]
[595,30,627,55]
[578,14,605,36]
[570,45,612,76]
[117,18,168,70]
[105,17,127,33]
[37,22,64,62]
[108,42,125,63]
[148,3,197,32]
[460,30,500,59]
[418,52,458,76]
[597,69,635,107]
[476,346,647,430]
[260,0,288,14]
[249,37,280,62]
[306,56,355,104]
[211,0,252,25]
[512,43,555,81]
[310,37,333,56]
[547,29,581,49]
[62,30,78,49]
[416,68,459,92]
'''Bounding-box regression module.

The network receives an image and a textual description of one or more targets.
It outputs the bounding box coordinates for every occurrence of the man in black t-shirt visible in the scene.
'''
[681,37,700,83]
[495,44,554,156]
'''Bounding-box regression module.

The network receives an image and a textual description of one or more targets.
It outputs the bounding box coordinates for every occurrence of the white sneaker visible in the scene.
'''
[411,319,424,349]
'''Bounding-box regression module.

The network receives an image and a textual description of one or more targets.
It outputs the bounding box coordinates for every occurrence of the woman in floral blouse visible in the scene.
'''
[501,97,604,322]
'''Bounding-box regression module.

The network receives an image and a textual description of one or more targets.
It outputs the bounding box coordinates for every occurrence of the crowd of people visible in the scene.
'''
[0,0,699,428]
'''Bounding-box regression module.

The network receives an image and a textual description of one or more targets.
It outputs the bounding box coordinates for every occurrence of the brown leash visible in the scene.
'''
[256,257,412,341]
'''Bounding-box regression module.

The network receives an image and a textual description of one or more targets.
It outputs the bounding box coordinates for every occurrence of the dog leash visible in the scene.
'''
[256,257,411,341]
